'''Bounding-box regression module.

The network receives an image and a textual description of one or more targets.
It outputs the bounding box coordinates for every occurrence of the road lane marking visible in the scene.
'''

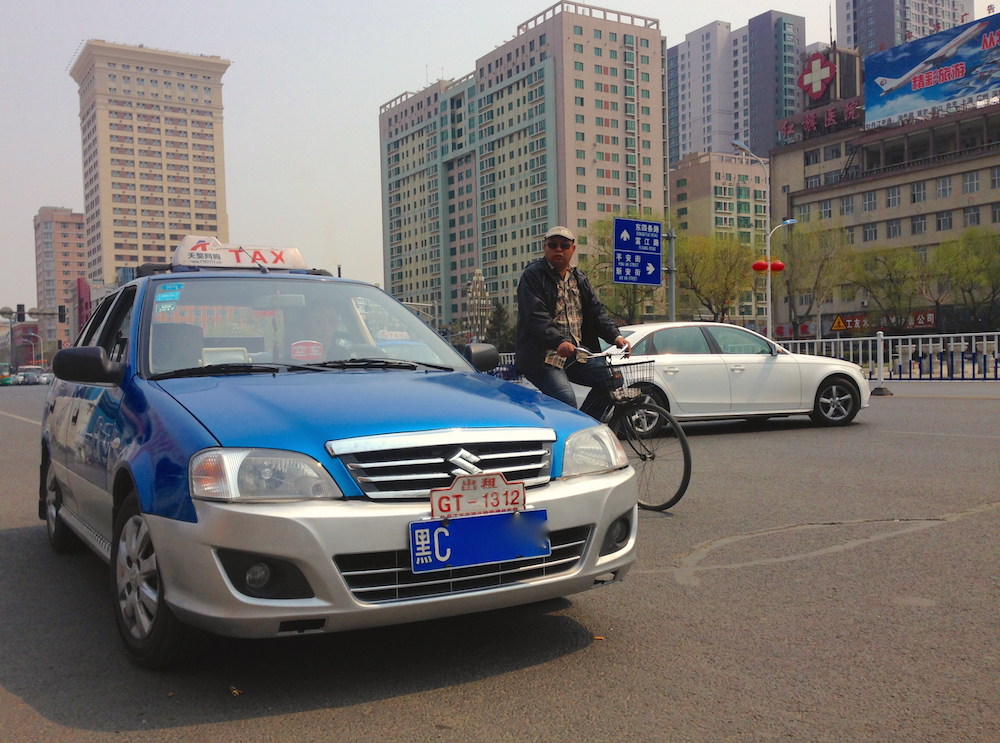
[881,430,1000,439]
[0,411,41,427]
[635,500,1000,586]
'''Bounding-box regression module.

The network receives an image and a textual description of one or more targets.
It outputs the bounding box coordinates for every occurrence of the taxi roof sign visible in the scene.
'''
[172,235,308,270]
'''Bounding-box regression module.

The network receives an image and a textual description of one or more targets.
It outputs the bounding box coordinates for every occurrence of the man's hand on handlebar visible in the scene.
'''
[614,335,632,357]
[557,341,577,358]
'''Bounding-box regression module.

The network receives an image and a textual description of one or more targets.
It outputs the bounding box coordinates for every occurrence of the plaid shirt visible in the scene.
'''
[544,268,583,369]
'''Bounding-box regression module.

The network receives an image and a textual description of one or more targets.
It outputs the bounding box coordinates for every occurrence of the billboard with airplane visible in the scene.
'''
[865,16,1000,129]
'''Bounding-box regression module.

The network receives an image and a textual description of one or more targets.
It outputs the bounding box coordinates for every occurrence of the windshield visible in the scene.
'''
[142,276,468,376]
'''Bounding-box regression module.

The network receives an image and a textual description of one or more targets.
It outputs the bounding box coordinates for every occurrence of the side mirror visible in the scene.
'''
[463,343,500,372]
[52,347,125,385]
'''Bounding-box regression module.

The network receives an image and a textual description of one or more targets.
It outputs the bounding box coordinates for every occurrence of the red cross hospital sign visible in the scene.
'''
[798,52,837,100]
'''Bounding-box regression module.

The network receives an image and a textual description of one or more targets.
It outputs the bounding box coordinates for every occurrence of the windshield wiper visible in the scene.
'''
[306,358,418,370]
[150,363,321,380]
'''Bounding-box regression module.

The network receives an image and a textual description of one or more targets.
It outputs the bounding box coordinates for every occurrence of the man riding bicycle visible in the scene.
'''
[515,225,631,410]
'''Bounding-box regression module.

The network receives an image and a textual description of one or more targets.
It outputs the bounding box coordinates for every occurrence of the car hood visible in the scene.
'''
[155,369,592,453]
[788,352,863,372]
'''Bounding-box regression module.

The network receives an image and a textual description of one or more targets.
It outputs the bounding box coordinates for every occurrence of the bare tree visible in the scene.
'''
[675,235,753,322]
[847,247,921,332]
[772,224,852,338]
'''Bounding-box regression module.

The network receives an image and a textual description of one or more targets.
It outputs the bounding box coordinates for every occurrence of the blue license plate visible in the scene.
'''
[409,509,550,574]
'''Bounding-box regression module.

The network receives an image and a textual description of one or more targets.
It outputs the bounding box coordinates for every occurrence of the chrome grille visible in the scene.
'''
[334,525,591,603]
[327,428,555,500]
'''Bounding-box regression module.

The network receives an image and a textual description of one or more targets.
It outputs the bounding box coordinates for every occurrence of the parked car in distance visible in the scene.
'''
[42,235,637,669]
[38,372,54,384]
[605,322,870,426]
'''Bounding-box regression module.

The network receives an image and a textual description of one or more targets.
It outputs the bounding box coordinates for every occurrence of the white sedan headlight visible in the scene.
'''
[190,448,341,502]
[561,425,629,478]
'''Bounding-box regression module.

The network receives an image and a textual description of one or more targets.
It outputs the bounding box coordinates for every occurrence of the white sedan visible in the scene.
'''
[605,322,870,426]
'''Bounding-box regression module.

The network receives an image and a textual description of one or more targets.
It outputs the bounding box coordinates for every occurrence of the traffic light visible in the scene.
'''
[16,304,24,322]
[58,305,66,323]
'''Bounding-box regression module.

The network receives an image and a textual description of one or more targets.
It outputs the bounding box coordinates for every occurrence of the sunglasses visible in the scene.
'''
[545,241,573,250]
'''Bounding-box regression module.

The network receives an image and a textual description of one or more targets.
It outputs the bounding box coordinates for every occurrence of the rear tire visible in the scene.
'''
[612,403,691,511]
[111,493,195,669]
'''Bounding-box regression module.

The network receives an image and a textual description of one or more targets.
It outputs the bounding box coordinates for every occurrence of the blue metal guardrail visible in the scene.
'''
[777,332,999,381]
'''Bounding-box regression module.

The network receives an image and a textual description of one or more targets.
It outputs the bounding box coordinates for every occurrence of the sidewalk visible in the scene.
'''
[869,379,1000,399]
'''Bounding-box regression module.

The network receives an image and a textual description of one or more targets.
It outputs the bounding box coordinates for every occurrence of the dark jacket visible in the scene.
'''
[515,258,622,374]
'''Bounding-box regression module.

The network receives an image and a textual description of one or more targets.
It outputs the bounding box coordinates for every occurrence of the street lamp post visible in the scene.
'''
[732,140,796,340]
[24,333,42,366]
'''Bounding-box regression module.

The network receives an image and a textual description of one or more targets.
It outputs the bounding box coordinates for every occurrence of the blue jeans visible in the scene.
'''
[523,359,619,413]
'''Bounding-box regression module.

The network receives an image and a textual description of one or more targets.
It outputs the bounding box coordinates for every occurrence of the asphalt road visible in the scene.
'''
[1,382,998,742]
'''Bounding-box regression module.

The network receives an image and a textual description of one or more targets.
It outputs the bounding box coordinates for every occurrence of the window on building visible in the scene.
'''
[936,176,952,198]
[964,206,981,227]
[804,149,820,165]
[863,191,877,212]
[797,203,811,222]
[963,171,980,194]
[840,195,854,215]
[886,218,901,238]
[886,186,900,208]
[819,200,832,219]
[936,211,952,231]
[911,182,926,203]
[863,223,877,242]
[911,214,927,234]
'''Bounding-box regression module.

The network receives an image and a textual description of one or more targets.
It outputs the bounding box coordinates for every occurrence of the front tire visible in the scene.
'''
[111,493,193,669]
[612,403,692,511]
[810,377,860,426]
[44,459,81,552]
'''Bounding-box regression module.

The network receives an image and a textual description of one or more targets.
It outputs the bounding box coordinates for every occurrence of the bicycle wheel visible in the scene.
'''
[612,403,691,511]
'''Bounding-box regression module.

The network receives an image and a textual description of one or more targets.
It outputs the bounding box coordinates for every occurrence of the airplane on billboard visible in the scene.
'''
[874,21,989,95]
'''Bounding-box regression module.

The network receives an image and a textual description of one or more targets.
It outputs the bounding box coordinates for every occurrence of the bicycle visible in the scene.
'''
[573,348,692,511]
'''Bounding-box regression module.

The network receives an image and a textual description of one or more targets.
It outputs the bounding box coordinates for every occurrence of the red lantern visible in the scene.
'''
[770,260,785,273]
[752,259,769,272]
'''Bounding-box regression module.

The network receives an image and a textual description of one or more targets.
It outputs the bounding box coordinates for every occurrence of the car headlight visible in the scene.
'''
[190,448,341,502]
[561,425,629,478]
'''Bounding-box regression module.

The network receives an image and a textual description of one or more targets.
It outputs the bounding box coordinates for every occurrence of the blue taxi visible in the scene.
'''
[41,236,638,668]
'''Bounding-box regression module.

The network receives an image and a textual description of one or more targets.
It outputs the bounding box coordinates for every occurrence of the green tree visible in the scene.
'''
[933,227,1000,331]
[582,215,667,325]
[484,300,515,352]
[772,224,852,338]
[847,246,921,332]
[675,234,754,322]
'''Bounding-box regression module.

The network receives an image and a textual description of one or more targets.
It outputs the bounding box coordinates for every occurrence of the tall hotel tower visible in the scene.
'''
[70,41,231,287]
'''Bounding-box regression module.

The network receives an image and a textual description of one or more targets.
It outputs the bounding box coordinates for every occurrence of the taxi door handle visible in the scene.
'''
[664,366,680,375]
[730,365,746,373]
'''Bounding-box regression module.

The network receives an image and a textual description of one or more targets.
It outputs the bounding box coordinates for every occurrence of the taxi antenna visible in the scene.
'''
[238,246,269,273]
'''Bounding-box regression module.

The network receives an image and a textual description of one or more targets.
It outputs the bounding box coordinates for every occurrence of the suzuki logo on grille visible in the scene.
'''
[448,448,483,475]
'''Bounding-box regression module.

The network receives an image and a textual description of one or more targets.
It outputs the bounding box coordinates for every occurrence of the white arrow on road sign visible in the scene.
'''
[619,229,630,242]
[646,263,655,275]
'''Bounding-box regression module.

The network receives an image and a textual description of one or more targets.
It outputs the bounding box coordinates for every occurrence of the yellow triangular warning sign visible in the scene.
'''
[830,315,847,332]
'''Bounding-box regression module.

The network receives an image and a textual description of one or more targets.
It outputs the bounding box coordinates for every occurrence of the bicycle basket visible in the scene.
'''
[595,358,654,402]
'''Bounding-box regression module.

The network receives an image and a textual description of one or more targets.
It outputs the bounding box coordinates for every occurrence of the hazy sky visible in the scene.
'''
[1,0,856,308]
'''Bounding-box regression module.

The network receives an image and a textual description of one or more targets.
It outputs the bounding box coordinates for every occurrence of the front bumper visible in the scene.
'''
[145,468,637,638]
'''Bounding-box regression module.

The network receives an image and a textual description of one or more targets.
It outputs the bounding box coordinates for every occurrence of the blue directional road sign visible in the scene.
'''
[612,218,662,286]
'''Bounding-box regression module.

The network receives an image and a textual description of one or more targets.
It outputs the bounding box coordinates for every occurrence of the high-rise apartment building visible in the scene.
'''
[69,41,231,287]
[667,12,805,165]
[33,207,86,352]
[379,3,667,333]
[838,0,971,56]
